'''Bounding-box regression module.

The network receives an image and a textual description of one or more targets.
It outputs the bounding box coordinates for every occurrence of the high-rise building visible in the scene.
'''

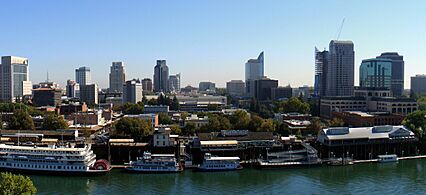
[0,56,31,102]
[80,84,98,105]
[359,58,392,89]
[75,66,91,86]
[326,40,355,96]
[109,62,125,92]
[123,79,143,104]
[254,76,278,101]
[314,48,328,97]
[245,52,264,96]
[376,52,404,97]
[199,81,216,93]
[153,60,169,93]
[226,80,245,96]
[169,73,181,93]
[142,78,153,92]
[411,75,426,94]
[66,79,80,98]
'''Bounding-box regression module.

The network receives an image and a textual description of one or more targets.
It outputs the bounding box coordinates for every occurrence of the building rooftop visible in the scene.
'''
[198,131,274,141]
[318,125,415,142]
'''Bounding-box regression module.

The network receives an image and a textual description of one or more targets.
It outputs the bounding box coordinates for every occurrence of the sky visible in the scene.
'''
[1,0,426,89]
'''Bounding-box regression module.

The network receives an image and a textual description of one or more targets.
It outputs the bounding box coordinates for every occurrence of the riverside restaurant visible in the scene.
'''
[317,125,418,160]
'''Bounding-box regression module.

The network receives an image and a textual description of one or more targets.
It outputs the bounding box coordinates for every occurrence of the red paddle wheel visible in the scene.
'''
[91,159,111,170]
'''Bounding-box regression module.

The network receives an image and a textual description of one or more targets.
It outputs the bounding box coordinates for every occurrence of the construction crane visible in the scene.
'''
[336,18,345,40]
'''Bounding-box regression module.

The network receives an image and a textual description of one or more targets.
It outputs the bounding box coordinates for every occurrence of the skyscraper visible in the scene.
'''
[123,79,143,104]
[142,78,153,92]
[245,52,264,96]
[314,47,328,97]
[153,60,169,93]
[199,81,216,93]
[169,73,181,93]
[326,40,355,96]
[109,62,125,93]
[359,58,392,89]
[376,52,404,97]
[75,66,91,86]
[0,56,31,102]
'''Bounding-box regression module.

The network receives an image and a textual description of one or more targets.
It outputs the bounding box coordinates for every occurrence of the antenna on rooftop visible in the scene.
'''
[46,70,50,82]
[336,18,345,40]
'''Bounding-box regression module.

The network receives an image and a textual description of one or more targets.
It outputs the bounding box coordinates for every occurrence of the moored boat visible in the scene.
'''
[378,154,398,163]
[0,143,111,175]
[125,152,182,173]
[196,153,242,172]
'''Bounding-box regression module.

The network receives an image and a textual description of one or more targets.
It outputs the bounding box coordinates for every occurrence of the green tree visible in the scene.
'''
[274,97,310,114]
[260,119,275,132]
[180,112,189,121]
[122,102,145,115]
[329,118,345,127]
[170,96,180,111]
[308,117,323,135]
[114,117,153,141]
[9,109,35,130]
[183,122,197,135]
[0,172,37,194]
[170,124,182,135]
[229,110,250,130]
[417,97,426,111]
[248,115,264,132]
[403,110,426,152]
[42,113,69,130]
[158,112,173,125]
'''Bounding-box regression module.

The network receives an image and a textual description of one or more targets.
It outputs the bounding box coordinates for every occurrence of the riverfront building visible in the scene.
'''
[317,126,418,160]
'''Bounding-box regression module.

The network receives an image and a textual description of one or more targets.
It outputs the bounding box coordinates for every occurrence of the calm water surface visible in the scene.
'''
[29,159,426,194]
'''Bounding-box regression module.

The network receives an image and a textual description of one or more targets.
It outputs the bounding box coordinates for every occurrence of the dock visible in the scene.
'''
[352,155,426,164]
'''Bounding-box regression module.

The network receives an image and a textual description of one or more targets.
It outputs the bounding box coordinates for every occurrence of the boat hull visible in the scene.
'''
[124,167,183,174]
[0,167,111,176]
[195,166,243,172]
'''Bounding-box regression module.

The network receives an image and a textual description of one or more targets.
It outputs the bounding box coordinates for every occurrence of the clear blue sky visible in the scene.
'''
[1,0,425,89]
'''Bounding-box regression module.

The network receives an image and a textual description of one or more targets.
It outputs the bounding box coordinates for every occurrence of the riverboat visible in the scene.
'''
[125,152,182,173]
[378,154,398,163]
[196,153,242,171]
[0,143,111,175]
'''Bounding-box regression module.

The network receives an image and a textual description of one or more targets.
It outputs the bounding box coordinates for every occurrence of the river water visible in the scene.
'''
[29,159,426,194]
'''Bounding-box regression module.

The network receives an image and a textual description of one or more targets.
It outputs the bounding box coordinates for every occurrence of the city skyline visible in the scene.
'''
[1,1,426,88]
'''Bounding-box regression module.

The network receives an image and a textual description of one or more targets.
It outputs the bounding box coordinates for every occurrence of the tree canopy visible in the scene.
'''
[274,97,310,114]
[0,172,37,195]
[158,112,173,125]
[114,117,153,141]
[42,113,69,130]
[9,109,35,130]
[329,118,345,127]
[121,102,145,115]
[229,110,250,130]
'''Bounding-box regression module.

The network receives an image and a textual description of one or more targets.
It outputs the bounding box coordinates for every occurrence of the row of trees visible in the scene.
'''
[1,108,68,130]
[0,172,37,194]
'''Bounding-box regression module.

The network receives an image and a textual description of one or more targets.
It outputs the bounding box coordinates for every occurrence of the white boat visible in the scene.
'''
[197,153,242,171]
[378,154,398,163]
[0,143,111,175]
[125,152,182,173]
